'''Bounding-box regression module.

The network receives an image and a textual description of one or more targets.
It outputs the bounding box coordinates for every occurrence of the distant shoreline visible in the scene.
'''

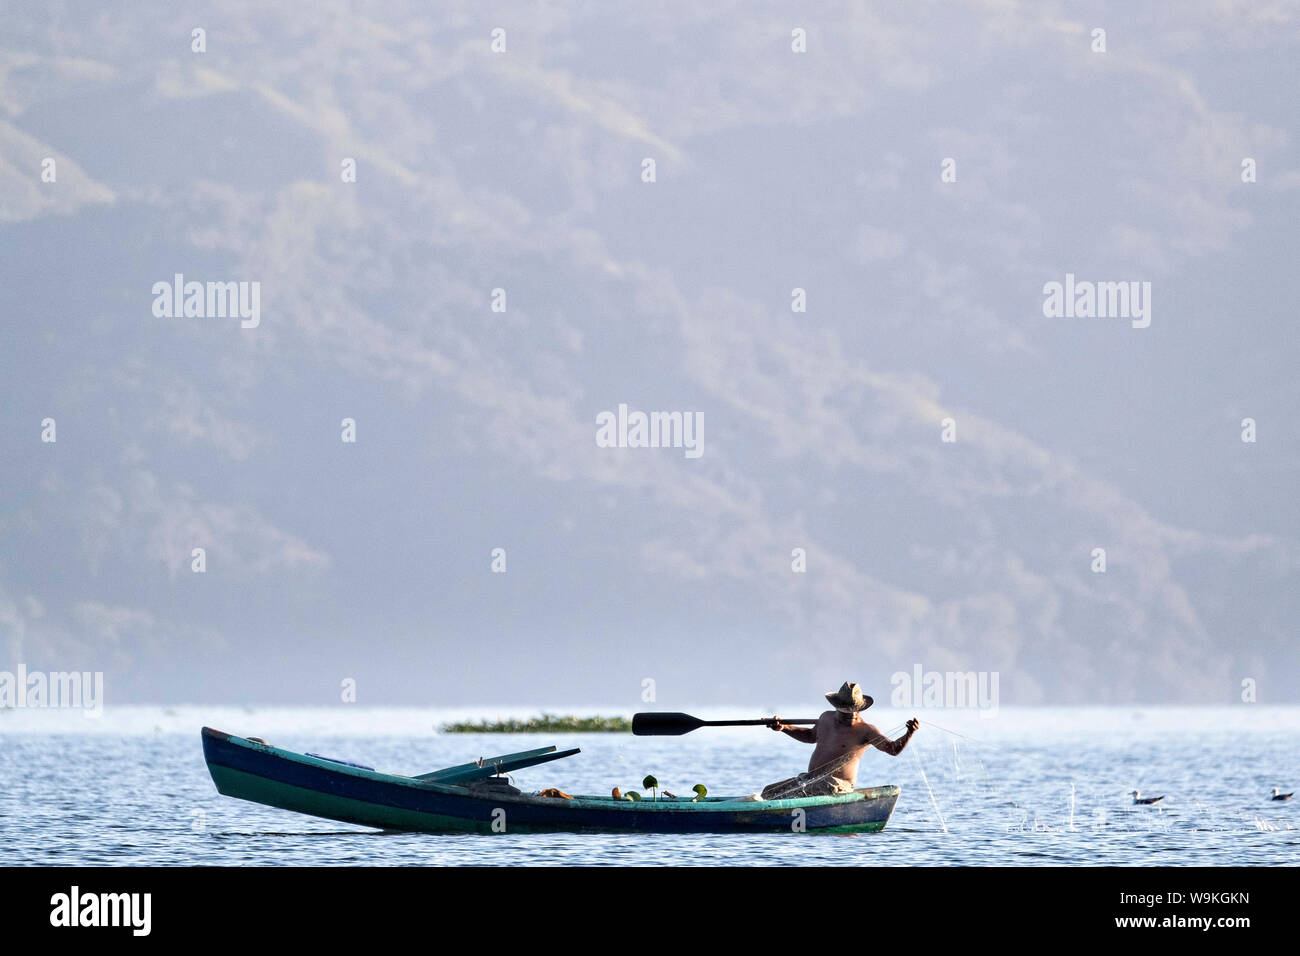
[3,705,1296,738]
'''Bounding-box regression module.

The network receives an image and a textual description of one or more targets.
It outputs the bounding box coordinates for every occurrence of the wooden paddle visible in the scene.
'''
[632,711,817,736]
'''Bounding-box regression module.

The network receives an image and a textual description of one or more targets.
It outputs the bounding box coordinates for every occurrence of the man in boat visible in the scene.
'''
[761,681,918,799]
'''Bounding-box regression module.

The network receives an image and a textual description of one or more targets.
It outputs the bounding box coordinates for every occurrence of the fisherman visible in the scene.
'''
[762,681,918,799]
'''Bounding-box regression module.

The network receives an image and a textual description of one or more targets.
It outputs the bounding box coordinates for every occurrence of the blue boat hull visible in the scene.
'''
[201,728,901,834]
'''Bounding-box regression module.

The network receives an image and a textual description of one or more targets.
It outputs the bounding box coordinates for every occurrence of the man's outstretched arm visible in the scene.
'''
[864,718,919,755]
[768,718,817,744]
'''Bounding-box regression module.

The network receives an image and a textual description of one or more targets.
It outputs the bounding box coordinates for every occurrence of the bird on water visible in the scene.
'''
[1130,790,1164,805]
[1272,787,1294,801]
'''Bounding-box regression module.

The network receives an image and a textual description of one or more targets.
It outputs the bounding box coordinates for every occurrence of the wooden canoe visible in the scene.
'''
[201,727,901,834]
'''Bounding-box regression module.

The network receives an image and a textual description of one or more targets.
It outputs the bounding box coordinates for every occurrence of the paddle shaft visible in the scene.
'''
[631,711,817,736]
[697,718,816,727]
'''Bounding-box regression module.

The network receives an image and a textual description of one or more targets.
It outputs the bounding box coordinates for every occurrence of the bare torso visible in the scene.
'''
[801,710,913,788]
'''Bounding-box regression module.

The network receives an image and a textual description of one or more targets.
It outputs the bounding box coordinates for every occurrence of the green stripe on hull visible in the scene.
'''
[813,821,890,834]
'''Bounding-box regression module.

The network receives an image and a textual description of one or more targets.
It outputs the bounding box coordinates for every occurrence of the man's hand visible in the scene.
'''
[768,716,784,732]
[906,717,920,734]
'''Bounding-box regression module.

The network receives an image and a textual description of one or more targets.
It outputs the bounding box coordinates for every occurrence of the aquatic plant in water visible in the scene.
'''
[440,713,631,734]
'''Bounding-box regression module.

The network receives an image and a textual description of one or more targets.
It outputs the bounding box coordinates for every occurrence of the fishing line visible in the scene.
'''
[918,718,987,745]
[868,719,1007,833]
[911,737,949,833]
[893,720,1266,839]
[917,720,1138,836]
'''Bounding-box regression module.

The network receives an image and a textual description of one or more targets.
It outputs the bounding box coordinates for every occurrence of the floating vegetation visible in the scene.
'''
[439,713,632,734]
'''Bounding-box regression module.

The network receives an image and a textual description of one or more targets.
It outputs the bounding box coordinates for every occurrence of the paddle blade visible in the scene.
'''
[632,712,704,736]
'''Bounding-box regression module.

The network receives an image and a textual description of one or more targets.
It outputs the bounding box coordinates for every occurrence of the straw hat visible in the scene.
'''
[825,681,873,713]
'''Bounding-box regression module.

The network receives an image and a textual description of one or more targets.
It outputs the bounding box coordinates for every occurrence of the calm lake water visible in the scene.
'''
[1,706,1296,865]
